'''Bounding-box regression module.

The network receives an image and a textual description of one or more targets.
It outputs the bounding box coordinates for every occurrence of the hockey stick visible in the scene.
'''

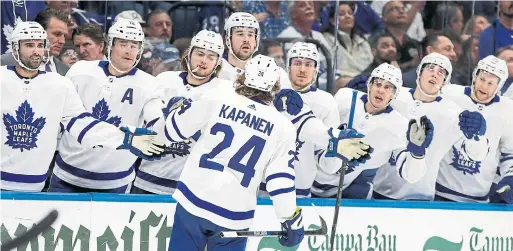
[220,214,327,238]
[1,210,58,251]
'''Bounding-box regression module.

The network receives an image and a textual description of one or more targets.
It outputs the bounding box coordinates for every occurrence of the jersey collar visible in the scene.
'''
[297,85,317,94]
[98,61,137,78]
[361,94,393,115]
[7,65,46,79]
[250,97,266,105]
[179,71,214,87]
[464,87,500,106]
[409,88,442,102]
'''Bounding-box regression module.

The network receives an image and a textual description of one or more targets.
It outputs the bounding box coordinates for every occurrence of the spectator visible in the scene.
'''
[322,2,373,89]
[1,1,47,53]
[72,23,106,61]
[243,1,289,38]
[172,37,193,59]
[1,8,70,75]
[115,10,145,24]
[142,9,179,74]
[59,45,78,67]
[457,36,480,81]
[278,1,331,88]
[461,15,490,41]
[402,32,467,88]
[432,3,464,35]
[198,2,231,33]
[479,1,513,60]
[262,40,285,69]
[496,46,513,98]
[371,0,426,42]
[381,1,421,71]
[144,9,173,42]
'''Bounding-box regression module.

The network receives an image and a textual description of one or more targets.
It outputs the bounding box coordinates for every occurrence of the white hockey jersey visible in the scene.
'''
[436,85,513,202]
[166,89,298,230]
[1,66,127,191]
[54,60,164,190]
[134,71,233,194]
[218,58,244,82]
[313,88,421,198]
[373,87,465,200]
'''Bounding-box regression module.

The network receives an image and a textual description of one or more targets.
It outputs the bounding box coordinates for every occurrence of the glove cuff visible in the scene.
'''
[407,142,425,159]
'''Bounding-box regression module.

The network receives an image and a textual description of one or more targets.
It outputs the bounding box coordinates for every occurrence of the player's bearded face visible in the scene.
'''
[289,58,316,90]
[18,40,45,70]
[369,78,395,108]
[230,27,257,60]
[472,70,499,103]
[189,48,218,77]
[419,64,447,95]
[110,39,141,71]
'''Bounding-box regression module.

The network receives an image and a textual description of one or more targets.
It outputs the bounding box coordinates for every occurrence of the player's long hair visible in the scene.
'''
[234,74,281,105]
[180,48,222,77]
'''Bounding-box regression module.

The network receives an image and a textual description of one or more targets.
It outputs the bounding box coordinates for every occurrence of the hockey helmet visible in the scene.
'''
[244,55,280,92]
[224,12,260,61]
[10,21,50,71]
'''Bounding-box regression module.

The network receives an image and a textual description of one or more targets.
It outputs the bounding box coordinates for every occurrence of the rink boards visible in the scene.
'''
[1,192,512,251]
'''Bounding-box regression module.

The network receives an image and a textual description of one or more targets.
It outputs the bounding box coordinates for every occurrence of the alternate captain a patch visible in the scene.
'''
[3,101,46,152]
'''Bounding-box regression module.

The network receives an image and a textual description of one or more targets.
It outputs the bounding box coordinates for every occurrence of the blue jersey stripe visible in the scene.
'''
[171,113,187,140]
[136,170,177,188]
[0,171,48,183]
[290,111,314,124]
[177,182,255,220]
[77,120,101,143]
[55,154,134,181]
[269,186,295,197]
[66,112,92,132]
[266,173,295,183]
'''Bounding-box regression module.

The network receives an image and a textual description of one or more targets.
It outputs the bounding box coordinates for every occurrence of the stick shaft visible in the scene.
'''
[223,229,325,238]
[329,163,345,251]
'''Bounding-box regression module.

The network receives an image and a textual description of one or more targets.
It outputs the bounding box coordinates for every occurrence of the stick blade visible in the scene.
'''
[319,215,328,234]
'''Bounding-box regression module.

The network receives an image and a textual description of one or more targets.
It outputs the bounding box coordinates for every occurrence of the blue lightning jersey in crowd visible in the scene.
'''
[165,89,298,230]
[313,88,425,198]
[134,71,233,194]
[437,85,513,203]
[54,60,164,190]
[373,87,466,201]
[1,66,128,191]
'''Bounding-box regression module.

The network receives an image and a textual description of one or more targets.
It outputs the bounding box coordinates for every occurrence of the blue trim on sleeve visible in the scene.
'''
[266,173,295,183]
[290,111,314,124]
[269,186,295,197]
[145,117,160,128]
[171,113,187,140]
[55,154,135,181]
[136,170,177,189]
[296,115,315,139]
[176,182,255,220]
[77,120,101,143]
[398,158,407,179]
[0,171,48,184]
[66,112,92,132]
[436,183,489,202]
[348,90,358,128]
[296,188,311,196]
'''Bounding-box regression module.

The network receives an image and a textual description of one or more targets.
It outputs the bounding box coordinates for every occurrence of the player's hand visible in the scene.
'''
[279,207,304,247]
[407,116,434,158]
[273,89,304,116]
[345,74,369,93]
[497,177,513,204]
[326,128,373,166]
[117,126,166,160]
[459,110,486,140]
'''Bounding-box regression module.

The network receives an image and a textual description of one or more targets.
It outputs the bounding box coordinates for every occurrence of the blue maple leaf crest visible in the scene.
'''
[450,146,481,175]
[3,101,46,152]
[92,99,122,126]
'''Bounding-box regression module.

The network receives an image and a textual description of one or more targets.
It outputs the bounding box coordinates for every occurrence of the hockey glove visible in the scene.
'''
[279,207,304,247]
[345,74,369,93]
[273,89,304,116]
[459,110,486,140]
[497,176,513,204]
[117,126,165,160]
[326,128,373,167]
[406,116,434,158]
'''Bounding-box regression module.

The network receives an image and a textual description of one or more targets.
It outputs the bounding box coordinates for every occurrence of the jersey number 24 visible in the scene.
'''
[199,122,266,188]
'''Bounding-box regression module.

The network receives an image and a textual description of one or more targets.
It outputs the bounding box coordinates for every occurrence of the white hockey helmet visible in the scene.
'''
[107,18,145,73]
[472,55,508,95]
[186,29,224,80]
[10,21,50,71]
[367,63,403,99]
[287,42,320,85]
[224,12,260,62]
[416,52,453,85]
[243,55,280,92]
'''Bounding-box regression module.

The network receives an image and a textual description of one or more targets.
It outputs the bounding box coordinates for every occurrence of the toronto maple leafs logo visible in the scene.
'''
[451,146,481,175]
[3,16,23,53]
[92,99,122,126]
[165,141,192,158]
[3,101,46,152]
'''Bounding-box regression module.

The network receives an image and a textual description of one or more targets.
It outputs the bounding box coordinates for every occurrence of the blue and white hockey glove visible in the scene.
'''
[326,127,373,167]
[117,126,165,161]
[279,207,304,247]
[459,110,486,140]
[497,176,513,204]
[273,89,304,116]
[164,96,192,117]
[406,116,434,158]
[345,74,369,93]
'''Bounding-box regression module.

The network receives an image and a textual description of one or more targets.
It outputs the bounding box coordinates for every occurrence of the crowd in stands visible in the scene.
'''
[2,0,513,204]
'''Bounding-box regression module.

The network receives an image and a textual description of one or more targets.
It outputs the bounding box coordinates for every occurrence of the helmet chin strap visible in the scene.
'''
[366,84,394,112]
[106,40,143,75]
[13,44,47,72]
[186,50,219,80]
[416,78,442,99]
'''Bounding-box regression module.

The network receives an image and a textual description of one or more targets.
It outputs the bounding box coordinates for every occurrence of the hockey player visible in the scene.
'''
[1,21,164,192]
[373,52,486,201]
[437,55,513,204]
[48,18,166,193]
[313,63,431,199]
[133,30,233,194]
[165,55,369,250]
[220,12,373,170]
